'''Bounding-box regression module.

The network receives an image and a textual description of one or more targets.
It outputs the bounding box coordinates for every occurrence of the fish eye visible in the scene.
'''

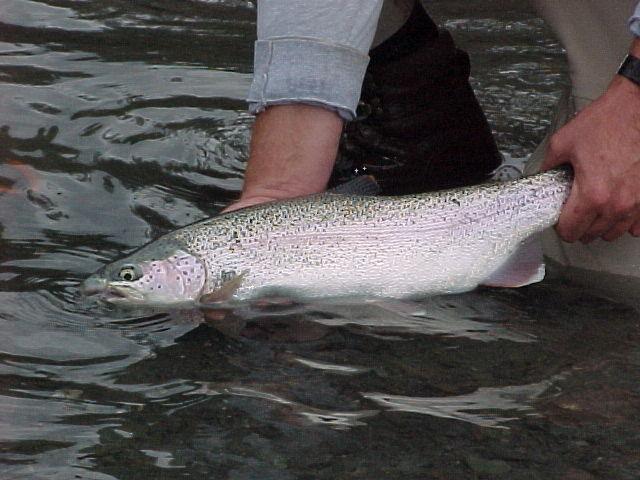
[118,265,141,282]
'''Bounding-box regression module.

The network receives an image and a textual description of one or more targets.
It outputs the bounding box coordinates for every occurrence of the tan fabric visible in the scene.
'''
[531,0,636,108]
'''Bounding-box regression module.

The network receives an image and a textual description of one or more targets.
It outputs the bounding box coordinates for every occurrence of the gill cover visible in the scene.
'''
[131,250,207,302]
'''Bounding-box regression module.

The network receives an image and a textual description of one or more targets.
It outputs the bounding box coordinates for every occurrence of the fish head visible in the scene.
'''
[82,242,206,306]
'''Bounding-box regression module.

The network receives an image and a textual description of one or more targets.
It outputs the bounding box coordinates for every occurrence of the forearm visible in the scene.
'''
[225,1,385,212]
[225,104,343,211]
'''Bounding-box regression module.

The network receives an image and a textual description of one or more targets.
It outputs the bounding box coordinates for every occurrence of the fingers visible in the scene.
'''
[555,183,598,243]
[540,133,568,171]
[555,176,640,243]
[597,186,640,242]
[578,215,614,244]
[557,181,640,243]
[560,211,639,243]
[602,216,636,242]
[601,198,640,241]
[578,204,625,243]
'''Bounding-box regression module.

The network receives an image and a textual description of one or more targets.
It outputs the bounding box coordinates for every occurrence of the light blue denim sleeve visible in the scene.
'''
[247,1,384,121]
[629,2,640,37]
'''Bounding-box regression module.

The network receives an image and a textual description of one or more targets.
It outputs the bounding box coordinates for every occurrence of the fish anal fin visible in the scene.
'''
[483,237,545,288]
[199,270,247,304]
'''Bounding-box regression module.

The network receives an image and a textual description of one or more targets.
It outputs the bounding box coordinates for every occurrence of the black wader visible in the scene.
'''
[330,3,502,195]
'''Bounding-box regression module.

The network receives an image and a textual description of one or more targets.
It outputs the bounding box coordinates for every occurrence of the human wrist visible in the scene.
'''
[617,53,640,91]
[617,40,640,86]
[610,61,640,134]
[607,40,640,95]
[229,104,342,211]
[242,108,340,192]
[608,73,640,107]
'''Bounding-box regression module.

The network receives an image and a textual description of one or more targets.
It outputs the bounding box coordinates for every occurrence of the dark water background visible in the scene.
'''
[2,1,640,479]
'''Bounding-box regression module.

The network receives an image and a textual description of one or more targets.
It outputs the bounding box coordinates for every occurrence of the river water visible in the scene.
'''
[2,1,640,479]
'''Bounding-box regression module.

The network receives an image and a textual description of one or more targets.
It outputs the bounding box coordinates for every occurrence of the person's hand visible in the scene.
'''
[541,74,640,243]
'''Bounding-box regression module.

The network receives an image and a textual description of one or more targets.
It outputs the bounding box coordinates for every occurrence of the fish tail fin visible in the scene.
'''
[483,235,545,288]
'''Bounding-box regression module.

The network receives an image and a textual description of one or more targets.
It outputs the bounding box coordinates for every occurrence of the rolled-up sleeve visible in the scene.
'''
[630,2,640,37]
[247,1,384,121]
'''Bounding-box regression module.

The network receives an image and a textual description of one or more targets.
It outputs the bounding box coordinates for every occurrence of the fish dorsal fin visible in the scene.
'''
[482,236,545,288]
[199,270,247,304]
[328,175,380,196]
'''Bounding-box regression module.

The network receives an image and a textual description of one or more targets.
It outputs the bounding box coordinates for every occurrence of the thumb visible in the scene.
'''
[540,133,569,172]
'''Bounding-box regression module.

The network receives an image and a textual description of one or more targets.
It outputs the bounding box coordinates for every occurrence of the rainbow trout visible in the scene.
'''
[82,169,572,306]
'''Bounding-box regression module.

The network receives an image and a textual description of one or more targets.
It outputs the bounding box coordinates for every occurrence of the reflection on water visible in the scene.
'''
[364,378,554,428]
[2,0,640,478]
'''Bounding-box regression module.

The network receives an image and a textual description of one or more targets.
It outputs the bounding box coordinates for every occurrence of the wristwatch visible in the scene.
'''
[618,54,640,86]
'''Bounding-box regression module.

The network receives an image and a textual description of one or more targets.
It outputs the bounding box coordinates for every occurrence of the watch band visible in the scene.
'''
[618,54,640,86]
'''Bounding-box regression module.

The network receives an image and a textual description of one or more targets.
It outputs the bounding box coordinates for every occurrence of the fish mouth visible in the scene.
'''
[102,285,146,304]
[81,277,146,304]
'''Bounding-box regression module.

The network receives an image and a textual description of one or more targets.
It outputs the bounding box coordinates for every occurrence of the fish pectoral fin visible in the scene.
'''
[482,235,545,288]
[199,270,248,304]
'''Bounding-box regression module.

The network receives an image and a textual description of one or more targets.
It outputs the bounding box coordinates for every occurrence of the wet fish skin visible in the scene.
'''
[83,169,572,305]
